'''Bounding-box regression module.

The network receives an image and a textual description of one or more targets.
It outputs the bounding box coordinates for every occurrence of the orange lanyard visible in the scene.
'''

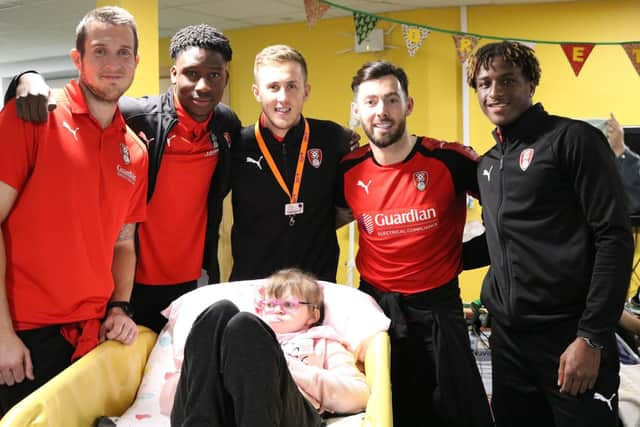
[253,119,310,204]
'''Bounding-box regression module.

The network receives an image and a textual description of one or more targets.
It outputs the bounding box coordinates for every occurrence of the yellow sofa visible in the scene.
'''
[0,327,391,427]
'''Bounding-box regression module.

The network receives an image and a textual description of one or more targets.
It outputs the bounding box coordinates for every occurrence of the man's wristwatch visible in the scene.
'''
[581,336,604,350]
[107,301,134,318]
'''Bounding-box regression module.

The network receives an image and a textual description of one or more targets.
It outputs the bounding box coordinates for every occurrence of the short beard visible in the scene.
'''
[80,77,125,104]
[364,119,406,149]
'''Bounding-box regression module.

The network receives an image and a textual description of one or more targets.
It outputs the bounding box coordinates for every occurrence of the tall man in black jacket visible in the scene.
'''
[6,25,242,333]
[467,40,633,427]
[229,45,352,282]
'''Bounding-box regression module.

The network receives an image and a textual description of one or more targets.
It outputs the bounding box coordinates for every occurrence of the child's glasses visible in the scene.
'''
[256,298,315,313]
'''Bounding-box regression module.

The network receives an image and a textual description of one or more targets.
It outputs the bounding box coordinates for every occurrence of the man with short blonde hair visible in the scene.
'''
[229,44,352,281]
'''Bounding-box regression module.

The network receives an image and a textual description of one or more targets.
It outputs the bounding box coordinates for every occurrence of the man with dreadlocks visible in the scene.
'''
[467,40,633,427]
[4,24,241,333]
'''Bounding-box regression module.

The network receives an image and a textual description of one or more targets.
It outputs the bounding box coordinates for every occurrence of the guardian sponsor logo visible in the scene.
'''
[358,213,375,234]
[357,208,438,235]
[116,165,137,184]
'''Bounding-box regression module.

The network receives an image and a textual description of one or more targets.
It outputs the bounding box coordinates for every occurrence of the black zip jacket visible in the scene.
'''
[616,147,640,216]
[5,74,241,283]
[117,90,241,283]
[230,116,351,282]
[478,103,633,347]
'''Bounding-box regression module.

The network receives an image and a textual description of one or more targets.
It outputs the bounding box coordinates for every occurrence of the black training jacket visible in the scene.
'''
[229,116,351,282]
[478,103,633,347]
[118,89,241,283]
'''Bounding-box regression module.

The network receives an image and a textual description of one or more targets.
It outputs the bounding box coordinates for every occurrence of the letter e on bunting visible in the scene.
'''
[304,0,329,26]
[560,43,595,76]
[452,34,479,64]
[402,25,430,57]
[622,43,640,76]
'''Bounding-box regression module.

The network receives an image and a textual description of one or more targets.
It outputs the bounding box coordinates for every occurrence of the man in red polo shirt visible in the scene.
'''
[6,25,240,334]
[0,6,147,414]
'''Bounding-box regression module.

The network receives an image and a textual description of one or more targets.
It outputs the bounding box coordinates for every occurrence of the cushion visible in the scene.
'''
[163,279,390,363]
[113,280,390,426]
[111,328,174,426]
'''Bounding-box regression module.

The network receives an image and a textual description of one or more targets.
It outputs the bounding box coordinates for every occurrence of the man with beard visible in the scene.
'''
[337,61,493,427]
[0,6,146,414]
[5,24,241,333]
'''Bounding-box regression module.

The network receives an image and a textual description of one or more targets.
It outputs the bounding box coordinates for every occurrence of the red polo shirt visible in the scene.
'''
[135,94,217,285]
[0,80,148,330]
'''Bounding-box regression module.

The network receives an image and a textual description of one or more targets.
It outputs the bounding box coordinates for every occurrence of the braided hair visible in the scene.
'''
[467,41,541,89]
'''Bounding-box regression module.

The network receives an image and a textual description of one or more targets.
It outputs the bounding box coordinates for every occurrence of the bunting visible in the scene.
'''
[402,25,430,57]
[353,12,378,44]
[622,43,640,76]
[561,43,595,76]
[304,0,330,26]
[452,35,479,64]
[307,1,640,77]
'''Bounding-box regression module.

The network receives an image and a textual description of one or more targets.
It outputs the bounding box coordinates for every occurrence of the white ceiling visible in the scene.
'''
[0,0,577,64]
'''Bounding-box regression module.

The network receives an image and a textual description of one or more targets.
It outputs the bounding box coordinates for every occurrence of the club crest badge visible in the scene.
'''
[519,148,534,171]
[120,143,131,165]
[307,148,323,168]
[413,171,428,191]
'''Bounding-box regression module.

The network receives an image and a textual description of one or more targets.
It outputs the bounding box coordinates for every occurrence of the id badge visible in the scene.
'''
[284,202,304,216]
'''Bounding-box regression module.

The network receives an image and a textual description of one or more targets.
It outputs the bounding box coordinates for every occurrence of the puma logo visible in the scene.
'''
[357,179,372,195]
[593,392,616,411]
[166,135,177,147]
[62,121,79,141]
[246,155,264,170]
[483,165,493,182]
[137,131,155,146]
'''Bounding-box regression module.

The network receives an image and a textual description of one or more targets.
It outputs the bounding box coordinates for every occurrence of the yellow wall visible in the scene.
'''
[99,0,159,96]
[160,0,640,299]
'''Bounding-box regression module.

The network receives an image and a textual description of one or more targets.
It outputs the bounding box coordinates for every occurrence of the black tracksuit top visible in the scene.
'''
[229,116,351,282]
[478,103,633,347]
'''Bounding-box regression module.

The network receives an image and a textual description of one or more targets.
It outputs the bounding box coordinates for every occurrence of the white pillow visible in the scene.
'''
[162,279,390,362]
[114,280,389,427]
[113,329,174,426]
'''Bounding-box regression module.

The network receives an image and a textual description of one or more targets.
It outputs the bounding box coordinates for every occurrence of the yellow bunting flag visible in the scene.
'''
[304,0,330,26]
[452,34,479,64]
[560,43,595,76]
[402,25,430,57]
[622,43,640,76]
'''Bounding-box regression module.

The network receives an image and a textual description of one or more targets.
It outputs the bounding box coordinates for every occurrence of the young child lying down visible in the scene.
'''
[161,268,370,427]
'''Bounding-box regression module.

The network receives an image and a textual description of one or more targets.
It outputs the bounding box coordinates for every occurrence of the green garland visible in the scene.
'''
[320,0,640,46]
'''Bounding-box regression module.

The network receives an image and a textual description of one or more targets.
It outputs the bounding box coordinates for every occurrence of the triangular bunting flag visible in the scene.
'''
[560,43,595,76]
[402,25,430,57]
[452,34,479,64]
[353,12,378,44]
[622,43,640,76]
[304,0,329,26]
